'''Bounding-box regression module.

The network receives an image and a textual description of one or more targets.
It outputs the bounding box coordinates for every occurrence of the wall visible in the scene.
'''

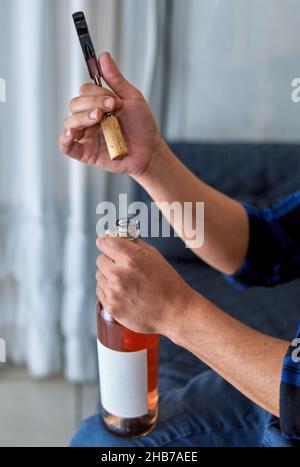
[164,0,300,141]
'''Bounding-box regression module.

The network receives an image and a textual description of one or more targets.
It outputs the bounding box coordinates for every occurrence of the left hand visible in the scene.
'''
[96,236,196,335]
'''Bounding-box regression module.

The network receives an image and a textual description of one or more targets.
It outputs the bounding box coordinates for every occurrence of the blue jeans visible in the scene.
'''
[70,338,290,447]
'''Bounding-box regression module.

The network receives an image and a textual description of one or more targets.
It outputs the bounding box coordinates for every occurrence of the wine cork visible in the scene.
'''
[101,114,128,161]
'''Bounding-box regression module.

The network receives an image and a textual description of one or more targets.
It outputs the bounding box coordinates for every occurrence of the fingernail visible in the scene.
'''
[103,98,114,111]
[89,109,99,120]
[64,129,72,138]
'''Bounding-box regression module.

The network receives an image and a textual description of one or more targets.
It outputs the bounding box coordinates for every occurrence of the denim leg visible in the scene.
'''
[70,369,269,447]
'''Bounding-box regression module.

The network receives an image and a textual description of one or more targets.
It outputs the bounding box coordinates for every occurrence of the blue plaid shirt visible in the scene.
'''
[226,191,300,444]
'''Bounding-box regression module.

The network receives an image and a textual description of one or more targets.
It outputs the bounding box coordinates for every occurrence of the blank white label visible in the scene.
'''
[97,340,148,418]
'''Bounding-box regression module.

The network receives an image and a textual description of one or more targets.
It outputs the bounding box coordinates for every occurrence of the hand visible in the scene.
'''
[60,52,162,178]
[95,237,196,335]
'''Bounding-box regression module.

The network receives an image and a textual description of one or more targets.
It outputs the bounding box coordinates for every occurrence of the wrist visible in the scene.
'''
[132,135,170,186]
[163,288,206,345]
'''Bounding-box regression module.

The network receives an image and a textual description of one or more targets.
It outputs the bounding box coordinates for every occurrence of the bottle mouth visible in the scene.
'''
[116,217,140,239]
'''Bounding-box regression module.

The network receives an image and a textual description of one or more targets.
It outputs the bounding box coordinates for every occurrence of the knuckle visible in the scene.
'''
[95,271,101,281]
[88,96,97,109]
[69,97,78,112]
[63,116,71,130]
[78,112,90,127]
[96,255,102,269]
[80,83,90,95]
[112,273,123,291]
[97,292,105,305]
[123,254,135,269]
[96,287,102,300]
[78,112,88,124]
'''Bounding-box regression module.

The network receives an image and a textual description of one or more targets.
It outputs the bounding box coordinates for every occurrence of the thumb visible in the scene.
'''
[99,52,142,100]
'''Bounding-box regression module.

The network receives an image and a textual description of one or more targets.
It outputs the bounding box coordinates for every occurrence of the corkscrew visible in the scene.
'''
[72,11,128,161]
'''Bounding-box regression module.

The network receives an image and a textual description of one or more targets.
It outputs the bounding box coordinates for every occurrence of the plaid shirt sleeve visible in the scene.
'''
[224,191,300,441]
[225,191,300,289]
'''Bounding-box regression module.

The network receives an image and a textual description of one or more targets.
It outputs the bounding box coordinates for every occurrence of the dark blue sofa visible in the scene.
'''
[134,142,300,391]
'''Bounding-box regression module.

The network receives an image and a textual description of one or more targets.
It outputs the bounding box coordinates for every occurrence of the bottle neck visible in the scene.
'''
[97,218,140,326]
[116,218,140,240]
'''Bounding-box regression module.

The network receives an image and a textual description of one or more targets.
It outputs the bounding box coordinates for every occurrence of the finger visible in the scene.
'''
[64,127,85,142]
[80,82,117,98]
[96,254,116,276]
[99,52,142,100]
[96,236,138,262]
[96,270,109,288]
[96,286,108,308]
[70,95,122,115]
[64,109,103,132]
[59,132,84,160]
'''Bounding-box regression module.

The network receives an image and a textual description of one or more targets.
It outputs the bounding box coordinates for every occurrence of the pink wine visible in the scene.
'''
[97,218,159,437]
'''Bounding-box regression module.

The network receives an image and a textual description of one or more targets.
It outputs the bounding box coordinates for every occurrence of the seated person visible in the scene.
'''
[60,53,300,447]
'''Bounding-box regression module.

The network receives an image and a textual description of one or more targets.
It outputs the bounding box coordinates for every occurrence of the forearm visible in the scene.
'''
[169,292,289,416]
[134,138,249,275]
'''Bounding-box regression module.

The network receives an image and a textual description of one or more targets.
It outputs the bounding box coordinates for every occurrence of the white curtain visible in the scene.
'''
[0,0,161,382]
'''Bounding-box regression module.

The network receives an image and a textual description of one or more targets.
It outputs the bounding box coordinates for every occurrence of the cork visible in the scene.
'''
[101,114,128,161]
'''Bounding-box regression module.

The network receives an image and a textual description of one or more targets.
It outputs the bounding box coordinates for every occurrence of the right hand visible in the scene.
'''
[59,52,162,178]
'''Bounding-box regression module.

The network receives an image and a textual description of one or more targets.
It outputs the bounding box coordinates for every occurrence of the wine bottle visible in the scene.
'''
[97,218,159,437]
